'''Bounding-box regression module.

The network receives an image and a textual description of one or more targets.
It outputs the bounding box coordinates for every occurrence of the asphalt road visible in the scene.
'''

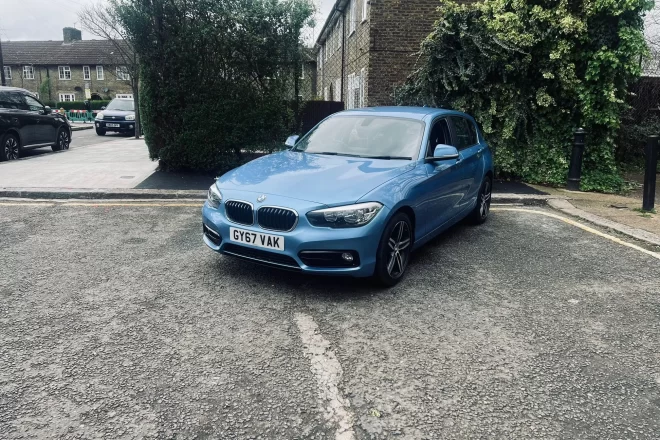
[19,128,129,159]
[1,202,659,439]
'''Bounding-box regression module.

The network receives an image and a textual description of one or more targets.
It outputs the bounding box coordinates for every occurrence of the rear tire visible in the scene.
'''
[52,128,70,152]
[373,212,413,287]
[96,128,106,136]
[0,133,20,161]
[467,176,492,225]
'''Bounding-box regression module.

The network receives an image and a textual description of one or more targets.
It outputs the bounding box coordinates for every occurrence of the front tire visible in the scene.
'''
[373,212,413,287]
[52,128,70,152]
[96,128,106,136]
[0,133,20,161]
[467,176,492,225]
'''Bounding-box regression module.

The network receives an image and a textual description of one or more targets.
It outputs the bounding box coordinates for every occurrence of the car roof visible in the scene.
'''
[0,86,33,94]
[338,106,464,120]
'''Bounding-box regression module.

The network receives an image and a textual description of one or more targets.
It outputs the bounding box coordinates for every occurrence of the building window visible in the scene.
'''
[96,65,104,80]
[349,0,357,34]
[116,94,133,99]
[59,93,76,102]
[318,50,323,72]
[324,86,329,101]
[58,66,71,80]
[362,0,368,22]
[3,66,11,79]
[324,42,328,62]
[347,72,362,109]
[83,66,91,80]
[334,78,341,101]
[335,20,342,52]
[360,68,366,107]
[22,65,35,80]
[116,66,130,81]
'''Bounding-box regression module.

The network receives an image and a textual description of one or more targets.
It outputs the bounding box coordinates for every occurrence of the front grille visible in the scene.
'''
[225,200,254,225]
[223,243,300,270]
[257,206,298,231]
[103,115,126,121]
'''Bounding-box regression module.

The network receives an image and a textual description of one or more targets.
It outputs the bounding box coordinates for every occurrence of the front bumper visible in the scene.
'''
[202,202,389,277]
[95,120,135,131]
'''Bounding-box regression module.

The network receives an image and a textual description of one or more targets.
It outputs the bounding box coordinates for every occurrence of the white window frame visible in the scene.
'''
[348,72,363,109]
[116,66,130,81]
[334,78,341,102]
[83,66,91,80]
[22,65,35,80]
[318,50,323,72]
[335,20,342,52]
[59,66,71,80]
[360,67,366,107]
[349,0,357,35]
[324,42,328,62]
[96,65,104,80]
[115,93,133,99]
[362,0,368,22]
[324,86,329,101]
[3,66,11,79]
[59,93,76,102]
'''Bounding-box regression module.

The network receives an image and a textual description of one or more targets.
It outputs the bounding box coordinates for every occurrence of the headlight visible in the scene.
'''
[95,112,104,120]
[207,184,222,209]
[125,114,135,121]
[307,202,383,228]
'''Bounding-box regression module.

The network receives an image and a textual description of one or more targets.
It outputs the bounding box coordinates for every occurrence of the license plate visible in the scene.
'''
[229,227,284,251]
[107,123,120,127]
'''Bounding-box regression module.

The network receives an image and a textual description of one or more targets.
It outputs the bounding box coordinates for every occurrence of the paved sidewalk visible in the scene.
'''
[0,138,156,189]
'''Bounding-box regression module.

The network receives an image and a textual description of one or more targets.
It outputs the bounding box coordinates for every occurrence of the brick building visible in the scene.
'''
[1,27,134,104]
[315,0,448,108]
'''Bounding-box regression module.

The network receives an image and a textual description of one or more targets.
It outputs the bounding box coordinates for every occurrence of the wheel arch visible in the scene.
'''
[389,205,417,245]
[3,128,22,146]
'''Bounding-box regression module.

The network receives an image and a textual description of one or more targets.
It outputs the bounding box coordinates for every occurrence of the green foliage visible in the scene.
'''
[39,78,51,99]
[55,101,111,111]
[397,0,652,192]
[114,0,314,172]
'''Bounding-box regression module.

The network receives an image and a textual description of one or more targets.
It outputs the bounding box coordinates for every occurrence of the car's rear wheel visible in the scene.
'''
[96,128,106,136]
[52,128,70,152]
[374,212,413,287]
[0,133,20,161]
[467,176,492,225]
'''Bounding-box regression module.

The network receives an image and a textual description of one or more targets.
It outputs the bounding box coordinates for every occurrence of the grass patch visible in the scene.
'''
[633,207,657,217]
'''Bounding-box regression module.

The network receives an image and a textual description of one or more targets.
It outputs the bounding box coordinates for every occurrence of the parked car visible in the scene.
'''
[202,107,494,286]
[0,86,72,161]
[94,98,136,136]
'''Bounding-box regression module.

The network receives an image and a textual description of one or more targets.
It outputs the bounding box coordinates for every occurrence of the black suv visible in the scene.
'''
[0,87,72,161]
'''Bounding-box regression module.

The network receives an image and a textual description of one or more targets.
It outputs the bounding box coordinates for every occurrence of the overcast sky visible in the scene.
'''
[0,0,336,42]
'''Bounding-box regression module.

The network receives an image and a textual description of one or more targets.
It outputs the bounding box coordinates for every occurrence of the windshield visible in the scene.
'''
[293,116,424,159]
[106,99,134,111]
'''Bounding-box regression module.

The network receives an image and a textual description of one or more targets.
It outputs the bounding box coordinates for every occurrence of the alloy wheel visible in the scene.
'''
[479,180,491,219]
[5,137,19,160]
[386,220,411,278]
[59,131,70,150]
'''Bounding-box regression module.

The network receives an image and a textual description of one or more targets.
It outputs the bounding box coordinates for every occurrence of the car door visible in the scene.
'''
[416,117,469,236]
[0,91,33,145]
[23,94,56,145]
[448,116,480,213]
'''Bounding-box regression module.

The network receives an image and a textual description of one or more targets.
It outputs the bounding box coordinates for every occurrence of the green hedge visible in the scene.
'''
[55,100,111,111]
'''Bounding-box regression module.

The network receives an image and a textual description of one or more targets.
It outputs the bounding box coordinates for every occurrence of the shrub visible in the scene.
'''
[55,100,111,111]
[397,0,652,192]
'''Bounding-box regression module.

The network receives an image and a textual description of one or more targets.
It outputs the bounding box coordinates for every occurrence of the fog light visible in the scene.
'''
[95,123,99,127]
[341,252,354,262]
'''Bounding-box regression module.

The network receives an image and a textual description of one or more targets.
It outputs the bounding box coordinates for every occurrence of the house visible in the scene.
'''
[1,27,134,104]
[315,0,461,108]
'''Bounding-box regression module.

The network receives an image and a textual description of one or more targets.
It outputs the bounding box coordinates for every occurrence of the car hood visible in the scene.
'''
[217,151,416,206]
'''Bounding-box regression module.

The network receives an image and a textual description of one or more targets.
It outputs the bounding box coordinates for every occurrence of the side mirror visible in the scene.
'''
[101,106,106,110]
[285,135,300,148]
[427,144,459,161]
[43,106,52,115]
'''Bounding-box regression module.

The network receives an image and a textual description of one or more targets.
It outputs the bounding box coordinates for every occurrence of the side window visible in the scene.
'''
[450,117,477,150]
[0,91,27,110]
[427,118,451,156]
[24,95,44,112]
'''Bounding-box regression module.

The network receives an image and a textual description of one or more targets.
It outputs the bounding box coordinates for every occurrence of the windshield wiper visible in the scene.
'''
[311,152,364,158]
[361,155,412,160]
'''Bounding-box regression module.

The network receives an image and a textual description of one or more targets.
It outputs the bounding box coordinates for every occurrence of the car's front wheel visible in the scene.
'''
[0,133,20,161]
[96,128,106,136]
[374,212,413,287]
[52,128,70,152]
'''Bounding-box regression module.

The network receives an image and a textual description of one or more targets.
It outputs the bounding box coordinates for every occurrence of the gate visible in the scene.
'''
[299,101,344,135]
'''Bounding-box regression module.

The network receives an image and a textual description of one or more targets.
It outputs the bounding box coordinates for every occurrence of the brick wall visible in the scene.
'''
[367,0,446,106]
[3,64,133,103]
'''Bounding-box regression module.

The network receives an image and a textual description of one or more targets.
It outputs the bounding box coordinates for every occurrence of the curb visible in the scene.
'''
[547,199,660,247]
[491,193,559,205]
[70,125,94,132]
[0,188,207,200]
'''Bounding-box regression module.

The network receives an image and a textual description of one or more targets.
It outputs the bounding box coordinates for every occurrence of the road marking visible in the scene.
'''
[492,207,660,260]
[294,313,356,440]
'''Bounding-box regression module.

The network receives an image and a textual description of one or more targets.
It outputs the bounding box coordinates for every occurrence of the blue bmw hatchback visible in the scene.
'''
[202,107,493,285]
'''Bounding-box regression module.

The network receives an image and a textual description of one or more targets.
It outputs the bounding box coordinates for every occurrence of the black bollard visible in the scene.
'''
[567,128,587,191]
[642,135,658,212]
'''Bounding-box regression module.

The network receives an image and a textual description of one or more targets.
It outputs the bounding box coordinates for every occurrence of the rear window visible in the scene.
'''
[0,91,26,110]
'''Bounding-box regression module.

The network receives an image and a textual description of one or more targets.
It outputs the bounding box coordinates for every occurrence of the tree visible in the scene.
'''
[79,2,141,139]
[113,0,314,172]
[398,0,652,192]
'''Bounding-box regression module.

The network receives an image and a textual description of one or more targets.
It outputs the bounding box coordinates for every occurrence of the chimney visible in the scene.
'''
[63,27,82,44]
